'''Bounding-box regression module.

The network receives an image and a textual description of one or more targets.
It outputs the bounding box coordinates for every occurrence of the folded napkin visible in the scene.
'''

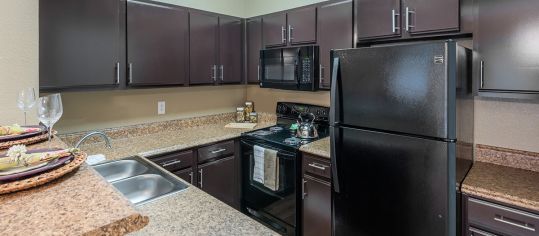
[0,124,41,137]
[0,147,77,171]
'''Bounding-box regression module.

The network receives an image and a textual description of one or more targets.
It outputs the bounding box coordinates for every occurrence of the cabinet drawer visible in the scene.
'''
[198,140,235,163]
[468,198,539,236]
[303,154,331,179]
[150,150,193,172]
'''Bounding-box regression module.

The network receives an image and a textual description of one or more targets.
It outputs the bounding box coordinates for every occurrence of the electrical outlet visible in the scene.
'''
[158,101,166,115]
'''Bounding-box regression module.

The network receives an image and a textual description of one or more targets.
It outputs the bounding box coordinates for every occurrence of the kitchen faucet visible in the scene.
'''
[75,131,112,149]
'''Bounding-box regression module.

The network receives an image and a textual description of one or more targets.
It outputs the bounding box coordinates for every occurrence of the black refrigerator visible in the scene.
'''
[329,41,474,236]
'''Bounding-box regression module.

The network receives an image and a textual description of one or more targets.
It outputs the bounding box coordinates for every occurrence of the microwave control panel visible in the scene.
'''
[301,58,312,83]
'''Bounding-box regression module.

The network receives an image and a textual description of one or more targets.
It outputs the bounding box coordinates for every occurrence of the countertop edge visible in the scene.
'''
[83,213,150,236]
[461,184,539,213]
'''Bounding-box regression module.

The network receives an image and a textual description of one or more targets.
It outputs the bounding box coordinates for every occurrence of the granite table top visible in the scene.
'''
[0,137,148,236]
[299,137,330,159]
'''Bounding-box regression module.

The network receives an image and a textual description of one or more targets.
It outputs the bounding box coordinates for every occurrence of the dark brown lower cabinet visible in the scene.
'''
[198,156,236,208]
[302,175,331,236]
[174,168,195,185]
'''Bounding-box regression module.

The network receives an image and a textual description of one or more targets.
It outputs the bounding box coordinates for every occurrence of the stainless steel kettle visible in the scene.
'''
[296,113,319,139]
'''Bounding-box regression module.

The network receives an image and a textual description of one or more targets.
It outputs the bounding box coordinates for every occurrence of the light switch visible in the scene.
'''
[158,101,166,115]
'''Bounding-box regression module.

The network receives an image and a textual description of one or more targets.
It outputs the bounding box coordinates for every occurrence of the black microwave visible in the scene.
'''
[260,46,319,91]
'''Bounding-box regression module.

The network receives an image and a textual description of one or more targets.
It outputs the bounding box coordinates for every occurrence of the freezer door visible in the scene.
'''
[332,127,456,236]
[332,42,457,139]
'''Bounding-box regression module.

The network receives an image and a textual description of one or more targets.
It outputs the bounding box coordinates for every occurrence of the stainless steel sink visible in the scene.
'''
[93,160,149,182]
[92,156,188,205]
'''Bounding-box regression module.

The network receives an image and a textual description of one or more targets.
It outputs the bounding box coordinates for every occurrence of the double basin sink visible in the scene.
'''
[92,156,188,205]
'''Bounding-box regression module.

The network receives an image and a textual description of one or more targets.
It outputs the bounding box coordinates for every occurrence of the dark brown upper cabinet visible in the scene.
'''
[317,0,353,89]
[247,18,262,84]
[127,1,188,86]
[287,6,317,45]
[262,12,288,47]
[476,0,539,98]
[356,0,401,41]
[198,156,236,208]
[218,16,243,84]
[40,0,124,91]
[189,11,219,85]
[403,0,459,35]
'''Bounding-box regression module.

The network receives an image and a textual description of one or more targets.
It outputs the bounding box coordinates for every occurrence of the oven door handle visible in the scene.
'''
[240,140,296,158]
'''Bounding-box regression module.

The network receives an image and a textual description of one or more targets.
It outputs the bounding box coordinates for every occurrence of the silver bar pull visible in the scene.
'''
[220,65,224,81]
[405,7,415,32]
[288,25,293,42]
[211,65,217,82]
[199,169,203,188]
[494,215,536,232]
[281,26,286,43]
[309,162,329,171]
[391,9,400,33]
[210,148,227,154]
[302,178,307,199]
[161,159,181,167]
[257,65,260,81]
[128,63,133,84]
[189,172,194,185]
[480,60,485,88]
[115,62,120,84]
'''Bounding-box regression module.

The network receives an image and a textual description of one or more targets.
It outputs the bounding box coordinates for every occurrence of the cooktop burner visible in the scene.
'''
[251,130,273,136]
[269,126,284,132]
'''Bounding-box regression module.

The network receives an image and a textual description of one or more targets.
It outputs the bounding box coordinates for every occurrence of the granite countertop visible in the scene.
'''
[299,137,330,159]
[462,161,539,213]
[0,137,148,235]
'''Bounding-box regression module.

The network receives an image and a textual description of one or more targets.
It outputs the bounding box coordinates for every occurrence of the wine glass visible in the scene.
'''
[36,94,63,148]
[17,88,36,125]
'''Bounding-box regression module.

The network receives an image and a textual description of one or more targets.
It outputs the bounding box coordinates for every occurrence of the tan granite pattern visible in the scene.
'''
[476,144,539,172]
[299,137,330,159]
[0,137,148,236]
[130,183,278,236]
[462,161,539,213]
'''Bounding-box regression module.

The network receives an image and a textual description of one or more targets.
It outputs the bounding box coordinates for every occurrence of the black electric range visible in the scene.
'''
[240,102,330,236]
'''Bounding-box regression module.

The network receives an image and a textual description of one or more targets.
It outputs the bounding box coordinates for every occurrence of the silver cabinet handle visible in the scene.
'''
[288,25,293,42]
[308,162,328,170]
[391,9,400,33]
[161,159,181,167]
[469,228,496,236]
[189,171,194,185]
[257,65,260,81]
[199,169,203,188]
[494,215,536,232]
[220,65,224,81]
[281,26,286,43]
[211,148,227,154]
[405,7,415,32]
[115,62,120,84]
[211,65,217,82]
[302,178,307,199]
[128,63,133,84]
[480,60,485,88]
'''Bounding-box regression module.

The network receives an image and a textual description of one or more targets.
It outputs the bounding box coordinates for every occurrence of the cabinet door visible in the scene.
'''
[317,0,353,89]
[303,175,331,236]
[476,0,539,93]
[247,18,262,83]
[190,11,218,85]
[40,0,123,90]
[127,1,188,86]
[356,0,401,40]
[218,16,242,84]
[198,156,236,207]
[404,0,459,35]
[174,168,195,185]
[263,13,287,47]
[288,6,317,45]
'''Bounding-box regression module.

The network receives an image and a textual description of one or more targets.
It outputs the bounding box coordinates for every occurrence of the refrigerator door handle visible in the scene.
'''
[330,57,340,124]
[330,127,341,193]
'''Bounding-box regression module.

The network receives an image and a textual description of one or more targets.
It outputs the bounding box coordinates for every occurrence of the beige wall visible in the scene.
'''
[156,0,246,17]
[57,85,246,134]
[0,0,39,126]
[246,85,330,113]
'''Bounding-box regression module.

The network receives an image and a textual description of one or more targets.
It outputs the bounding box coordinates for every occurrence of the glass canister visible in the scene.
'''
[244,101,254,115]
[249,112,258,123]
[236,107,245,122]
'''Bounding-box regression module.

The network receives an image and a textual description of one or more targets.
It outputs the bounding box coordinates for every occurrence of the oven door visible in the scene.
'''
[260,48,300,90]
[241,139,298,235]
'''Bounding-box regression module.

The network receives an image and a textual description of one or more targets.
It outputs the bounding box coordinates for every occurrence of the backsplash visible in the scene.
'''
[476,144,539,172]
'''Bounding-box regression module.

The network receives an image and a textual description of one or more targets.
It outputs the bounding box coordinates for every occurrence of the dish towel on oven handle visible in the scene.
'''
[263,148,279,191]
[253,145,265,184]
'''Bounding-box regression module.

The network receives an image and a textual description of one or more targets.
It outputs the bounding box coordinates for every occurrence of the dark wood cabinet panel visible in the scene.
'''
[263,13,287,47]
[198,156,236,207]
[356,0,401,40]
[189,11,219,85]
[40,0,123,90]
[218,16,243,84]
[247,18,262,83]
[288,6,317,45]
[404,0,459,35]
[476,0,539,94]
[127,1,188,86]
[174,168,195,185]
[303,175,331,236]
[317,0,353,89]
